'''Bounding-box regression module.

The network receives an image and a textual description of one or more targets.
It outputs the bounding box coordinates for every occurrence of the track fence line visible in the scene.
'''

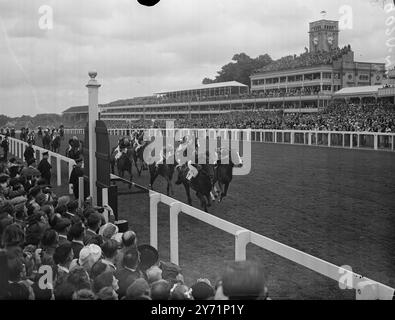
[64,128,395,152]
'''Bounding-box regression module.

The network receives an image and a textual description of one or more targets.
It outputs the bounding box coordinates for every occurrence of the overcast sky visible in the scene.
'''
[0,0,391,116]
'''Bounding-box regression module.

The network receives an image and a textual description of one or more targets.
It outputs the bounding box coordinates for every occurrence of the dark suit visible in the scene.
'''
[84,229,103,246]
[58,235,70,246]
[37,159,52,185]
[69,166,84,199]
[114,267,142,298]
[24,146,35,163]
[71,240,84,259]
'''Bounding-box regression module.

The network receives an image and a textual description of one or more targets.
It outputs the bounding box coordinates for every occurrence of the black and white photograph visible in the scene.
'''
[0,0,394,309]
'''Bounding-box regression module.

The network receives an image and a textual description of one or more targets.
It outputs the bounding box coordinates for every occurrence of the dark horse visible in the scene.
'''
[110,147,133,187]
[42,133,51,150]
[213,148,243,202]
[131,141,150,176]
[148,152,175,196]
[115,150,133,188]
[50,135,61,153]
[175,162,213,212]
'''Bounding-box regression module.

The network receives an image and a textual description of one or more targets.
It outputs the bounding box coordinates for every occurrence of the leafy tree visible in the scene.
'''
[202,53,272,87]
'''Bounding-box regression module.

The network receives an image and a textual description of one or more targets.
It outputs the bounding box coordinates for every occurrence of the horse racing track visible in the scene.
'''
[52,134,395,299]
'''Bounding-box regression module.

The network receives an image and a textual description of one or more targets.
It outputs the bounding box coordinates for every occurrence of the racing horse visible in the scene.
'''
[212,147,243,202]
[148,145,176,196]
[114,149,133,188]
[175,162,213,212]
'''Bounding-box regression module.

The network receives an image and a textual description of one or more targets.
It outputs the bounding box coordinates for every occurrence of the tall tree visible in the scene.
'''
[202,53,272,87]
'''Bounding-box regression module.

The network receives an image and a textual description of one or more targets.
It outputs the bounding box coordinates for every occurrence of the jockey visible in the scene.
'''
[176,135,198,181]
[67,136,79,153]
[114,137,130,160]
[134,130,145,152]
[156,144,174,167]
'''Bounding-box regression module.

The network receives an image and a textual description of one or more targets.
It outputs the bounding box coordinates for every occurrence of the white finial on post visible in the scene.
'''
[86,70,101,206]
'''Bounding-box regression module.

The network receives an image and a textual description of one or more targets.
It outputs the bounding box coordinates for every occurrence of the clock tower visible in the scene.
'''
[309,19,339,53]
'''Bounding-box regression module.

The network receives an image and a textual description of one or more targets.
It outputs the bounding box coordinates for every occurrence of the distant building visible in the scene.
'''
[250,19,386,108]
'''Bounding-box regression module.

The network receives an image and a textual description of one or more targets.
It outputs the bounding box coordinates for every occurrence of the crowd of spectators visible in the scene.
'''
[102,103,395,133]
[0,150,268,300]
[253,45,352,74]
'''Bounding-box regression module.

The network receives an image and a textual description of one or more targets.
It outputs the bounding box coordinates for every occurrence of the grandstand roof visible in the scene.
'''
[155,81,248,94]
[63,106,88,114]
[333,85,382,97]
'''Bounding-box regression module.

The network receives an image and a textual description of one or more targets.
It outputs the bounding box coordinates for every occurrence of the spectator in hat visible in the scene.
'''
[71,244,102,274]
[114,248,142,299]
[138,244,183,286]
[25,211,48,246]
[84,212,103,246]
[53,218,71,245]
[68,222,85,259]
[125,278,150,300]
[191,279,215,300]
[150,279,171,300]
[1,136,9,161]
[69,158,84,200]
[8,158,22,178]
[24,140,35,164]
[37,151,52,185]
[21,159,41,189]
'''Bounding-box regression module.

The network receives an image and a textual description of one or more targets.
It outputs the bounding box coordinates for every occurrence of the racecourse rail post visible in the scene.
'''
[169,201,182,266]
[235,229,251,261]
[149,192,161,250]
[86,71,101,206]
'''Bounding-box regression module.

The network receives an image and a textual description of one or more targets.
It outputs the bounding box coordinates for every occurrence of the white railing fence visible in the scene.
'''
[0,135,76,192]
[148,191,395,300]
[61,128,395,152]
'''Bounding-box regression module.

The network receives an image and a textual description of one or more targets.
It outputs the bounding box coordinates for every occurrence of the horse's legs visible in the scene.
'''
[184,183,192,205]
[223,182,230,197]
[149,171,158,190]
[217,181,224,202]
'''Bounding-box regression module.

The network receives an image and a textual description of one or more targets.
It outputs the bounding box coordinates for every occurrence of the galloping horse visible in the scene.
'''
[175,162,213,212]
[212,147,243,202]
[130,140,150,176]
[115,149,133,188]
[148,145,176,196]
